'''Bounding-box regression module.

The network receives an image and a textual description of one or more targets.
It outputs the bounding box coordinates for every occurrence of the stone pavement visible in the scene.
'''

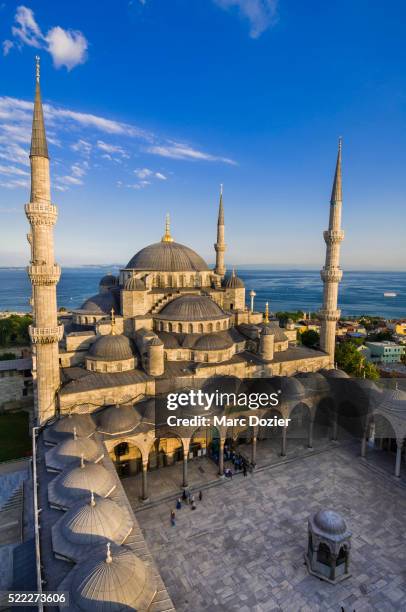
[136,445,406,611]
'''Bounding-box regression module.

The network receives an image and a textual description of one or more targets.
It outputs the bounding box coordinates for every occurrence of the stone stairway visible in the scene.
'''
[150,291,181,314]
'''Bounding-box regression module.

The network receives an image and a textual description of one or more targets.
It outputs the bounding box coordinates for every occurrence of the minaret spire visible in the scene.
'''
[214,184,226,277]
[25,57,62,424]
[161,213,174,242]
[30,56,49,160]
[319,138,345,365]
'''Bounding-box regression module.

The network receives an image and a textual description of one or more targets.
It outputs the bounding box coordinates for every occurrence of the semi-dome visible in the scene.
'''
[69,544,156,612]
[126,241,209,272]
[60,495,131,546]
[46,435,101,470]
[89,334,134,361]
[50,413,96,440]
[124,276,146,291]
[99,274,118,288]
[98,404,141,435]
[271,376,305,401]
[222,270,245,289]
[321,368,350,379]
[79,292,117,315]
[156,294,227,321]
[194,333,233,351]
[58,461,116,500]
[313,509,347,536]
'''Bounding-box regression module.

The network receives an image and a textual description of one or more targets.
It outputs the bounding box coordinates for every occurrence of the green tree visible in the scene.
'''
[335,341,379,380]
[0,352,17,361]
[0,315,32,347]
[300,330,320,348]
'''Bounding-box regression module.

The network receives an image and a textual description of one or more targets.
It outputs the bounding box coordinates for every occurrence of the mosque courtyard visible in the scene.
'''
[135,444,406,611]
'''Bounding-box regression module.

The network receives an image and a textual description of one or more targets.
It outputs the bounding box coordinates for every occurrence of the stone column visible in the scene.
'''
[251,436,257,466]
[329,555,337,581]
[218,438,225,476]
[308,419,314,449]
[182,451,188,487]
[281,426,287,457]
[141,463,149,501]
[395,439,403,478]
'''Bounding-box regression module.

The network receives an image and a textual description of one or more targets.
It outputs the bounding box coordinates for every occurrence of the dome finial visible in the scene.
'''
[90,490,95,507]
[80,453,85,469]
[110,308,116,335]
[264,301,269,324]
[35,55,40,84]
[162,213,174,242]
[106,542,112,564]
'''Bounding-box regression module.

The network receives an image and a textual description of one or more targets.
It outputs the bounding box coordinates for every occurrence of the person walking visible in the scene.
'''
[176,497,182,510]
[243,464,247,477]
[198,490,202,501]
[170,509,176,526]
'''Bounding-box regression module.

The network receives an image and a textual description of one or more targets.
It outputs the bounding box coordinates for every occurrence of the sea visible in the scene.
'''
[0,267,405,319]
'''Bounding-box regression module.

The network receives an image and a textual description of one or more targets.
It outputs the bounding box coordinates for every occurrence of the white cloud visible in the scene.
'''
[7,5,88,70]
[97,140,129,158]
[155,172,167,180]
[146,142,236,165]
[134,167,153,179]
[2,40,14,56]
[57,174,83,186]
[45,26,88,71]
[71,163,86,178]
[70,139,92,156]
[0,164,29,177]
[213,0,278,38]
[0,178,29,189]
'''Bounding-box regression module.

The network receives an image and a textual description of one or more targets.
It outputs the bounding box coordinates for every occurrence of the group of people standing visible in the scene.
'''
[170,489,203,526]
[223,445,254,477]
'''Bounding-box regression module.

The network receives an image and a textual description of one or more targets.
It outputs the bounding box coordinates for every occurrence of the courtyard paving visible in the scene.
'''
[136,445,406,611]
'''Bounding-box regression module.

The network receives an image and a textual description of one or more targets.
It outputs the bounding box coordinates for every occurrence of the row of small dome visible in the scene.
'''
[100,269,245,290]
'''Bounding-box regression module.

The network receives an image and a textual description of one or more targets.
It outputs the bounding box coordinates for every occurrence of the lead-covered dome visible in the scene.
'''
[222,270,245,289]
[157,294,227,321]
[45,435,101,471]
[69,544,156,612]
[80,292,117,315]
[124,276,145,291]
[98,404,141,435]
[313,509,347,536]
[99,274,118,288]
[126,241,209,272]
[59,462,116,499]
[49,413,96,440]
[194,333,233,351]
[89,334,134,361]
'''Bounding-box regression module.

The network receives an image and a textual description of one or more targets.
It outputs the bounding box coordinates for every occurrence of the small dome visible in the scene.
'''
[79,292,117,315]
[194,333,233,351]
[59,462,116,500]
[261,322,288,343]
[51,414,95,440]
[295,372,330,394]
[149,336,163,346]
[321,368,350,379]
[98,405,141,435]
[261,325,274,336]
[313,509,347,536]
[287,318,294,324]
[60,496,129,546]
[89,334,134,361]
[70,544,156,612]
[46,436,100,469]
[126,241,209,272]
[99,274,118,288]
[124,276,145,291]
[271,376,305,401]
[157,294,227,321]
[222,271,245,289]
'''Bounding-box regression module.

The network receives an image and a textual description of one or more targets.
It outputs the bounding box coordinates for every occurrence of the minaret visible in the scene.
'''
[214,184,226,277]
[161,213,174,242]
[25,56,62,424]
[319,138,345,364]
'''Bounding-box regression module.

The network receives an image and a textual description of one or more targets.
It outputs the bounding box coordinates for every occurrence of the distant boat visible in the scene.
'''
[384,292,397,297]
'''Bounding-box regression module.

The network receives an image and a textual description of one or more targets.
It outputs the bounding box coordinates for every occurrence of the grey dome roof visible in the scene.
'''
[156,294,227,321]
[271,376,305,401]
[51,414,96,440]
[261,322,288,343]
[59,462,116,500]
[124,276,145,291]
[295,372,330,393]
[99,274,118,288]
[79,292,117,315]
[70,543,156,612]
[60,495,130,546]
[313,509,347,536]
[261,325,274,336]
[194,333,233,351]
[46,436,101,470]
[222,271,245,289]
[98,404,141,435]
[126,241,209,272]
[89,334,134,361]
[321,368,350,379]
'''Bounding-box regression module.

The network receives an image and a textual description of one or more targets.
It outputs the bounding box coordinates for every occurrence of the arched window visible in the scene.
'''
[198,323,203,333]
[216,321,221,331]
[188,323,193,333]
[168,322,173,332]
[317,543,331,565]
[178,323,183,333]
[159,321,164,331]
[223,320,228,329]
[208,323,213,333]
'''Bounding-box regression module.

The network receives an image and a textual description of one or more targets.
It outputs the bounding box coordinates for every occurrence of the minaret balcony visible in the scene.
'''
[319,308,341,322]
[29,324,64,345]
[323,230,345,244]
[27,263,61,286]
[320,268,343,283]
[25,202,58,226]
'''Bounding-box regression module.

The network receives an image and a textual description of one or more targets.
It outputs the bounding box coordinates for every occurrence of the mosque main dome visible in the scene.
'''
[126,241,209,272]
[156,294,227,321]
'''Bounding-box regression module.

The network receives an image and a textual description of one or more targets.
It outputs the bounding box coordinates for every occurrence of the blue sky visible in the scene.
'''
[1,0,406,269]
